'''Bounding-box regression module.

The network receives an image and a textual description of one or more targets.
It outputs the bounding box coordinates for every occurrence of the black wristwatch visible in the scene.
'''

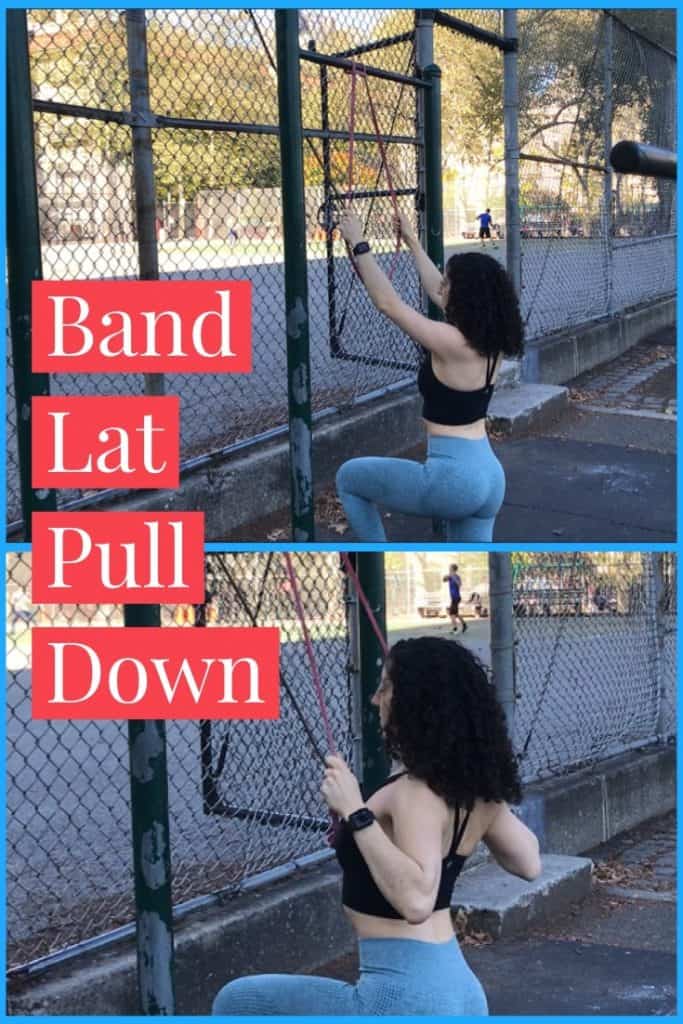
[345,806,376,832]
[352,240,371,257]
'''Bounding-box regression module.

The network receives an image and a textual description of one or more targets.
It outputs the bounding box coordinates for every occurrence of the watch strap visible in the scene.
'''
[346,806,375,832]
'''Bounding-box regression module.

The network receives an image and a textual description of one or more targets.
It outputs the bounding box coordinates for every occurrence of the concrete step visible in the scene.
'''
[489,382,568,435]
[452,854,593,939]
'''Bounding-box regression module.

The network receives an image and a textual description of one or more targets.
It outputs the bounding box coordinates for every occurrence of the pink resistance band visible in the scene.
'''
[346,61,402,282]
[282,552,337,755]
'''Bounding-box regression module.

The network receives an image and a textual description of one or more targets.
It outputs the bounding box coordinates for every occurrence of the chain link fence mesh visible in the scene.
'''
[9,10,676,531]
[6,551,352,973]
[512,552,676,784]
[517,10,676,339]
[6,549,675,973]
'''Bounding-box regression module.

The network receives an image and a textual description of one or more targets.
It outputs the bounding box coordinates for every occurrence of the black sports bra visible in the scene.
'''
[417,351,497,426]
[334,771,471,920]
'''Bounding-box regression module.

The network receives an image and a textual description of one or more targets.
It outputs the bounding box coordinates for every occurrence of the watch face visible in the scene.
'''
[348,807,374,831]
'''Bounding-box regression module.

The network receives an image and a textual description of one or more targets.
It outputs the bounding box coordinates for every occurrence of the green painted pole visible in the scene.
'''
[489,553,516,738]
[275,10,315,542]
[125,603,176,1015]
[355,553,389,791]
[7,9,57,539]
[423,63,443,321]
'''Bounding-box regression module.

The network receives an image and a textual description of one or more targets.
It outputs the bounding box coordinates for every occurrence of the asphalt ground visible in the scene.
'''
[306,810,677,1015]
[295,325,677,544]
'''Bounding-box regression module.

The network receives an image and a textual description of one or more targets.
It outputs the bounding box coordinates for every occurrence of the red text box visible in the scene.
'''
[32,396,179,489]
[32,627,280,720]
[32,280,252,374]
[32,512,205,604]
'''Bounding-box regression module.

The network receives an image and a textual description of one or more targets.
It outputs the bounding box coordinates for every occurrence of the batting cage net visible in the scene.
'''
[6,550,676,974]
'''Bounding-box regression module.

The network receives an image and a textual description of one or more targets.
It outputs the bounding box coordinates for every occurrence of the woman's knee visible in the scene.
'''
[212,975,267,1015]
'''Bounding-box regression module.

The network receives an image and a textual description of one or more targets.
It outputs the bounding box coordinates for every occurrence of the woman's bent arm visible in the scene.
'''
[351,781,447,924]
[483,803,542,881]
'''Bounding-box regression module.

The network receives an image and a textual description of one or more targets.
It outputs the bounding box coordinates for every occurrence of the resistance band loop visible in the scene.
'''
[340,552,389,657]
[283,553,337,754]
[345,62,401,281]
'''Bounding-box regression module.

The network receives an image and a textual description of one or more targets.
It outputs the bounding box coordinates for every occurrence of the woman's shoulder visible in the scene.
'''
[387,773,451,818]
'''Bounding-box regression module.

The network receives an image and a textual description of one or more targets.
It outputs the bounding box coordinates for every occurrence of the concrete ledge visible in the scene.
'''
[519,744,676,856]
[453,855,593,939]
[9,864,354,1017]
[488,383,568,435]
[522,295,675,384]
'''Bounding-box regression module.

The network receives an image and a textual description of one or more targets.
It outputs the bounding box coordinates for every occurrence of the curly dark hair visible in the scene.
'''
[443,252,524,359]
[383,636,522,810]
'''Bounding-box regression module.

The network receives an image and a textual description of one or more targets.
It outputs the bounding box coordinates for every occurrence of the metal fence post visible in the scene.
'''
[645,554,667,741]
[489,553,516,740]
[125,9,165,399]
[275,10,315,542]
[503,10,521,301]
[355,553,389,791]
[602,11,615,315]
[7,9,58,538]
[415,10,435,314]
[423,63,443,320]
[125,604,175,1015]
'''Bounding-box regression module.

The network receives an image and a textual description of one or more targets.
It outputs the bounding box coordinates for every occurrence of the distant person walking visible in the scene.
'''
[477,209,493,246]
[443,564,467,633]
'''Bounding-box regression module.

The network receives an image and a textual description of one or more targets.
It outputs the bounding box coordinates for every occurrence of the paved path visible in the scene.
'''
[308,811,677,1015]
[300,326,676,543]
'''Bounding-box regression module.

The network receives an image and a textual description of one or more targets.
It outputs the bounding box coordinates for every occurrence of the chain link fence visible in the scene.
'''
[6,551,352,973]
[7,548,676,975]
[512,552,676,783]
[8,9,676,533]
[517,10,676,339]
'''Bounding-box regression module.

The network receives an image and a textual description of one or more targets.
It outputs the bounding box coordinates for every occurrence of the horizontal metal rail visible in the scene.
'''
[520,152,606,174]
[432,10,516,52]
[330,30,415,60]
[206,804,329,831]
[609,11,676,61]
[300,48,428,88]
[32,100,418,146]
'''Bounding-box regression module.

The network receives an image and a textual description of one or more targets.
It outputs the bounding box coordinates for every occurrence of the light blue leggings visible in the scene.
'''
[336,434,506,542]
[212,936,488,1016]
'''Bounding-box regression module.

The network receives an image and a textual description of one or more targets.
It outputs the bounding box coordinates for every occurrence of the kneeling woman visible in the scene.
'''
[335,210,524,542]
[212,637,541,1016]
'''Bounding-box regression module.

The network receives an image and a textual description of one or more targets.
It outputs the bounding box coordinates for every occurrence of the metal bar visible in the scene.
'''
[158,114,279,135]
[7,9,58,538]
[126,10,164,399]
[423,63,443,320]
[208,805,328,830]
[331,347,416,373]
[520,152,606,175]
[415,9,434,316]
[317,48,340,360]
[300,48,429,88]
[331,30,415,60]
[610,141,676,180]
[503,10,522,301]
[354,553,389,793]
[276,11,315,541]
[489,553,516,738]
[432,10,516,52]
[33,98,130,123]
[305,128,419,146]
[124,605,175,1015]
[602,12,614,315]
[329,187,416,202]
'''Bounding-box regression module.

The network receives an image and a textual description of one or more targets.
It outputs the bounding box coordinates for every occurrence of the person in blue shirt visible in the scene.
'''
[443,563,467,633]
[477,208,493,246]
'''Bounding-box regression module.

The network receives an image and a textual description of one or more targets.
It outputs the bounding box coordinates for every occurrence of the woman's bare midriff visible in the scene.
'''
[423,417,488,440]
[343,905,456,943]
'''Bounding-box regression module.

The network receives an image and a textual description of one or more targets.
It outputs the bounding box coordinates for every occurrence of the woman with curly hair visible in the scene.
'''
[212,636,540,1016]
[335,209,524,541]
